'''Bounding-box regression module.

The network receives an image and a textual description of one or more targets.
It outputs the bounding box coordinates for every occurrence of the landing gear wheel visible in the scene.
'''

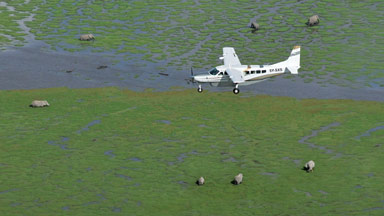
[197,88,203,93]
[233,88,240,94]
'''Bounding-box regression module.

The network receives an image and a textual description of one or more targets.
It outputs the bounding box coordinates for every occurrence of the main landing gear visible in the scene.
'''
[197,84,203,93]
[233,84,240,94]
[196,84,240,94]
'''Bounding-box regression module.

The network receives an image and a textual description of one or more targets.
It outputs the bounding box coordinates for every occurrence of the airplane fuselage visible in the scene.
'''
[194,63,287,85]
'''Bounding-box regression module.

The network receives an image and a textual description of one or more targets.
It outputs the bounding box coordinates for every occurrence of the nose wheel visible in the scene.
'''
[197,85,203,93]
[233,84,240,94]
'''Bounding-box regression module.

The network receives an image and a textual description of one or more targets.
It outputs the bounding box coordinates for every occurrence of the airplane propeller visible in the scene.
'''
[186,67,195,85]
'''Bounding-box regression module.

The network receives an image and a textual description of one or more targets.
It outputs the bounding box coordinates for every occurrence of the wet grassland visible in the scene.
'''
[1,0,384,214]
[1,87,384,215]
[1,0,384,88]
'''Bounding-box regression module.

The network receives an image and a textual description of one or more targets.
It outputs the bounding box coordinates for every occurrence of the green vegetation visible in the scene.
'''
[1,1,383,214]
[0,87,383,215]
[1,1,384,87]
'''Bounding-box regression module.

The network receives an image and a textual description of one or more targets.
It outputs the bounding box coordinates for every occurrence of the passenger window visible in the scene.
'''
[218,72,223,75]
[245,71,250,75]
[262,70,266,73]
[224,72,228,75]
[251,70,255,74]
[256,70,261,74]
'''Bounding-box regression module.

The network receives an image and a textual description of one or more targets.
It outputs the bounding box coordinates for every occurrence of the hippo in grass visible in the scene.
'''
[30,100,49,108]
[79,34,95,41]
[306,15,320,26]
[196,177,205,186]
[250,22,260,31]
[304,160,315,172]
[231,173,243,185]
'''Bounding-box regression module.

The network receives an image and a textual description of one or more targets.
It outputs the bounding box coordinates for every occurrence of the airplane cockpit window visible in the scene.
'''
[209,68,219,75]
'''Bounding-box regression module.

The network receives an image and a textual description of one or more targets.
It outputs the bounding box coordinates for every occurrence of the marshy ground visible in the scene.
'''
[1,88,384,215]
[1,0,383,95]
[0,0,384,215]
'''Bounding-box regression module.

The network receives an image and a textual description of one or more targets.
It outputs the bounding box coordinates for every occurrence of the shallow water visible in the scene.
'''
[115,174,132,181]
[1,0,384,99]
[0,43,383,101]
[222,157,238,162]
[355,125,384,140]
[76,119,101,134]
[104,150,116,158]
[260,172,278,177]
[0,188,18,194]
[299,122,344,156]
[48,140,69,150]
[318,190,328,195]
[130,157,142,162]
[157,120,171,125]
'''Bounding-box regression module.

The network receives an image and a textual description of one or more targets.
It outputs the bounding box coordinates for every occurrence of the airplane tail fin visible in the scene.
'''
[285,46,300,74]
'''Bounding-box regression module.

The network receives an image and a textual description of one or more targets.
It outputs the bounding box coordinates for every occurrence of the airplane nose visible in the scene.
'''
[194,76,202,82]
[193,75,209,82]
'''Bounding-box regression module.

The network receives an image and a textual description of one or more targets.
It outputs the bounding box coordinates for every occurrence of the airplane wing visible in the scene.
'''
[223,47,241,67]
[226,68,245,83]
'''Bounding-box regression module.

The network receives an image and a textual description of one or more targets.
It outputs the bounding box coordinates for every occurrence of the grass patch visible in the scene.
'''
[0,87,383,215]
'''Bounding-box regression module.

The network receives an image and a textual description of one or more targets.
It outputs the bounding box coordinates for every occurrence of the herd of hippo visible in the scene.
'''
[35,16,319,187]
[29,100,316,185]
[196,160,315,186]
[250,14,320,30]
[79,15,320,41]
[78,15,320,43]
[196,173,243,186]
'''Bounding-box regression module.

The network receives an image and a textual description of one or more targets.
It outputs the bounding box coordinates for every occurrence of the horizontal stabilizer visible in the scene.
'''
[285,66,299,74]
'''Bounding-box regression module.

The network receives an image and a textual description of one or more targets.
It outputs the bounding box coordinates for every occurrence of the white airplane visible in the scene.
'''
[190,46,301,94]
